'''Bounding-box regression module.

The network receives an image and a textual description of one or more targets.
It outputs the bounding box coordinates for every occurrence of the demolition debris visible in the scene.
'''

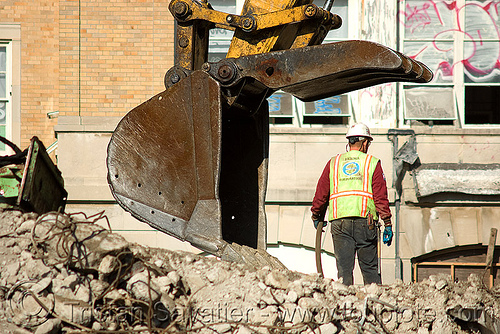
[0,209,499,333]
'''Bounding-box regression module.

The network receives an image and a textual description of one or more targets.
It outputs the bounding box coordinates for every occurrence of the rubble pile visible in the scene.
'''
[0,210,499,334]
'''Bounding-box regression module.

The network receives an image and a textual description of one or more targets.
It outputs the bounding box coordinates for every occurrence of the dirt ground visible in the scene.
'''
[0,209,498,334]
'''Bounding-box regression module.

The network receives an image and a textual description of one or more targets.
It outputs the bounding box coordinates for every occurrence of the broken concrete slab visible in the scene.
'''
[413,163,500,197]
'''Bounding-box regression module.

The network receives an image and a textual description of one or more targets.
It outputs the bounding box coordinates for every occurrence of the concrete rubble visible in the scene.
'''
[0,210,498,333]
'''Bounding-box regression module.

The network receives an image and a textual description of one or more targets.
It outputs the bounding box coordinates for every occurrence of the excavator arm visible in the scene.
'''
[107,0,432,267]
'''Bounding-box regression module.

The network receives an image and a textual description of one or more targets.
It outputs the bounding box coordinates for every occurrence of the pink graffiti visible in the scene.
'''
[401,2,439,33]
[399,0,500,81]
[360,83,394,99]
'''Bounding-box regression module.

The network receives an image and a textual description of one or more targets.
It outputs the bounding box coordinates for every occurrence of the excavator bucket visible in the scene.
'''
[108,72,223,253]
[107,71,278,267]
[107,0,433,267]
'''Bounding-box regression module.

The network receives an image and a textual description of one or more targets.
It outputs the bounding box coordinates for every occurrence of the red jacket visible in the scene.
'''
[311,156,392,225]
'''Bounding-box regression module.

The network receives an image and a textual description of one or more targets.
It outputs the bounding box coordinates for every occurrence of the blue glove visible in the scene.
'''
[383,226,393,246]
[313,220,327,229]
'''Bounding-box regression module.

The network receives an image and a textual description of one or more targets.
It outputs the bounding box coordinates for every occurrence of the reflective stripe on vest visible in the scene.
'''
[328,150,379,221]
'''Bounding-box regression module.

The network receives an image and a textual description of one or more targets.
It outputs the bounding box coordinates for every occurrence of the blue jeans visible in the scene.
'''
[331,217,381,285]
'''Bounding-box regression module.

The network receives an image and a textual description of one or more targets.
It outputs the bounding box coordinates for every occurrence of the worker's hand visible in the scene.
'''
[313,220,327,229]
[383,226,393,246]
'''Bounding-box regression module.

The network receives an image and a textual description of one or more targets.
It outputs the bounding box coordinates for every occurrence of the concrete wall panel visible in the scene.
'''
[57,132,113,201]
[428,208,455,250]
[399,232,414,258]
[400,207,426,256]
[381,259,396,284]
[462,144,500,163]
[278,206,306,245]
[417,143,462,164]
[295,142,341,174]
[451,208,479,245]
[368,141,393,178]
[266,205,280,245]
[268,142,296,182]
[481,208,500,246]
[300,214,317,249]
[380,234,396,259]
[267,133,395,202]
[402,259,413,283]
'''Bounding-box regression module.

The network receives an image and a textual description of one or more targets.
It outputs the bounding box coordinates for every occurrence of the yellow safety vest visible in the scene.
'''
[328,150,379,221]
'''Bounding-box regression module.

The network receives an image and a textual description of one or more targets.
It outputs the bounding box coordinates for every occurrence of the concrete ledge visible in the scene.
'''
[56,118,500,136]
[55,116,122,133]
[270,127,389,135]
[0,23,21,39]
[270,126,500,136]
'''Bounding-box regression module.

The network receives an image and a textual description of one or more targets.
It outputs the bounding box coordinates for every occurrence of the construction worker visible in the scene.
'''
[311,123,393,285]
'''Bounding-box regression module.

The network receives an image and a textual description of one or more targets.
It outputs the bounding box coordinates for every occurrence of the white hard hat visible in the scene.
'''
[346,123,373,141]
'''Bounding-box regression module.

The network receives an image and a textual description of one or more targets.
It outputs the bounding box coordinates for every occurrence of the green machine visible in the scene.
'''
[0,136,67,214]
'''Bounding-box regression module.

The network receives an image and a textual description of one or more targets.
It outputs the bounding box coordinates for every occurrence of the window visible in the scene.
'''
[403,86,456,125]
[465,86,500,124]
[0,24,20,152]
[268,91,295,125]
[400,0,500,126]
[400,0,456,125]
[0,42,11,151]
[463,0,500,125]
[301,95,350,125]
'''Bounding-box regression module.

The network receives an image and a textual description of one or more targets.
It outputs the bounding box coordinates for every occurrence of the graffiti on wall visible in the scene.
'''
[356,83,397,128]
[400,0,500,83]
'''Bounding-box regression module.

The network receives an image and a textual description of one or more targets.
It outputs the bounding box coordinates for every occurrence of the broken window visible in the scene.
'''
[465,86,500,124]
[404,86,456,123]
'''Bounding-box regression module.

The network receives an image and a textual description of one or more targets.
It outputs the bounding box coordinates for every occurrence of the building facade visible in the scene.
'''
[1,0,499,284]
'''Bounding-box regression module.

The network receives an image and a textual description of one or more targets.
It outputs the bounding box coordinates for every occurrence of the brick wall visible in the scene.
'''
[0,0,175,147]
[0,0,60,148]
[60,0,174,118]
